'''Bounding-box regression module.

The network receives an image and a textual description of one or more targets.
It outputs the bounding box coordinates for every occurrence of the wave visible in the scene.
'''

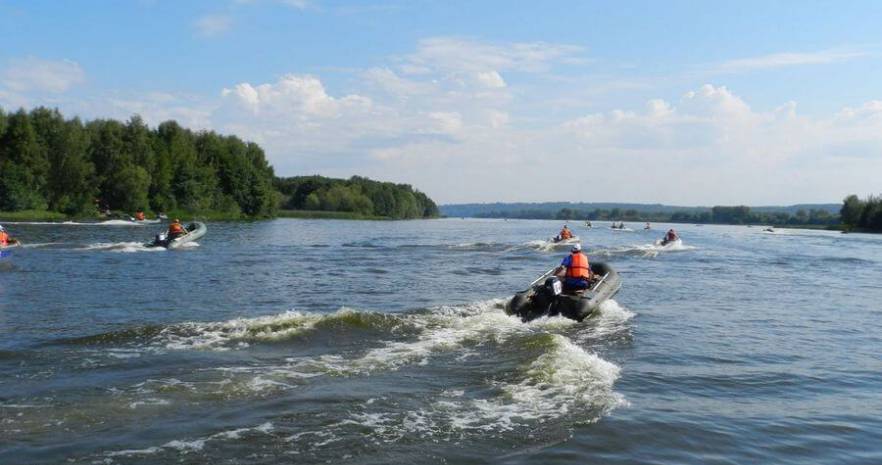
[281,332,624,451]
[155,308,389,351]
[105,422,274,458]
[29,300,632,454]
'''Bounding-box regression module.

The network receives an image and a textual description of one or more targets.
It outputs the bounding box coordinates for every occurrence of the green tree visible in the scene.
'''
[0,109,48,210]
[840,195,864,227]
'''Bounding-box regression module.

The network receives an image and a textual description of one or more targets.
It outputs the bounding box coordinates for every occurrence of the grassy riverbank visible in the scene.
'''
[0,210,72,221]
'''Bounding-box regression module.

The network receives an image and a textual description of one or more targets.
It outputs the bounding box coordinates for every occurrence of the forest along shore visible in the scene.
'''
[0,106,439,222]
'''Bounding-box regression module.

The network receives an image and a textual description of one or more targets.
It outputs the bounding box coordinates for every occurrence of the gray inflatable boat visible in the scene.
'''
[505,262,621,322]
[146,222,207,249]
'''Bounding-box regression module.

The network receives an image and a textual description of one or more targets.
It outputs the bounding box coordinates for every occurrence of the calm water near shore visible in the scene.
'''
[1,219,881,464]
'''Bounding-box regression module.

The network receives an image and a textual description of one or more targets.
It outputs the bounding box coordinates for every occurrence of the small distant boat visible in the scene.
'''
[506,263,621,322]
[146,222,207,249]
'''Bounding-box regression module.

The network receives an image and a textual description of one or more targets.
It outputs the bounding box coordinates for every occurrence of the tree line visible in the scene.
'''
[275,175,439,219]
[840,194,882,232]
[477,205,840,226]
[0,106,277,217]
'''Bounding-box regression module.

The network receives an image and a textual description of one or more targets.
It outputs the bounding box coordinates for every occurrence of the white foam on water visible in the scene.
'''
[178,241,200,249]
[156,309,333,351]
[79,242,164,253]
[105,422,274,458]
[518,238,581,252]
[128,398,171,409]
[20,242,62,248]
[572,299,636,342]
[496,334,625,419]
[99,219,146,226]
[597,299,635,322]
[302,333,625,446]
[303,300,544,375]
[594,239,696,258]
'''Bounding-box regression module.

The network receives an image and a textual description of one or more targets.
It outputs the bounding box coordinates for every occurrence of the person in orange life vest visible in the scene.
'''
[134,211,145,221]
[558,225,573,240]
[665,229,679,242]
[0,225,18,247]
[554,243,592,291]
[167,219,186,239]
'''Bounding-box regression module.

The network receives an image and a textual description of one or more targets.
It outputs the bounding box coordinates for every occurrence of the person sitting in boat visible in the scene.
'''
[167,219,187,239]
[0,225,17,247]
[558,225,573,241]
[554,243,592,292]
[664,229,679,243]
[134,211,145,221]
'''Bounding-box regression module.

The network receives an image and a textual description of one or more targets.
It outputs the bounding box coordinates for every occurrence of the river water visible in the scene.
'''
[1,219,880,464]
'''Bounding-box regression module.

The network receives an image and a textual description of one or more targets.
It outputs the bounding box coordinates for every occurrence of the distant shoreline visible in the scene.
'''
[0,209,436,223]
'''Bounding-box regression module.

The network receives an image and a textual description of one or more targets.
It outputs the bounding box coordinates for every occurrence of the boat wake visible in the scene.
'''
[32,299,634,462]
[518,238,582,252]
[594,239,696,258]
[79,242,165,253]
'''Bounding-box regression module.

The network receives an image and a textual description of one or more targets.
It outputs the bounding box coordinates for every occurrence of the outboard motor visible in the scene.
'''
[544,276,562,296]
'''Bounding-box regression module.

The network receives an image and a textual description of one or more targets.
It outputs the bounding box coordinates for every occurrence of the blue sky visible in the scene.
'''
[2,0,881,204]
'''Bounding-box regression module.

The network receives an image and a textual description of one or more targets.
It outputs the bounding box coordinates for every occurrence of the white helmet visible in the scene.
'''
[0,224,5,232]
[571,243,581,252]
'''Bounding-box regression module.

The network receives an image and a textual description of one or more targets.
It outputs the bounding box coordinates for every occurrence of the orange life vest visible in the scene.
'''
[566,252,590,279]
[168,223,184,234]
[560,229,572,239]
[0,231,8,246]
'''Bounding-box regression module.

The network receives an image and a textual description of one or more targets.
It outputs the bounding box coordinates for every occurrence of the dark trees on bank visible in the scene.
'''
[841,194,882,231]
[0,106,277,217]
[275,175,439,219]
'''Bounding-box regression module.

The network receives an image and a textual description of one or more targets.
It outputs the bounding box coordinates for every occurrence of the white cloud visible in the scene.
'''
[2,57,85,93]
[363,67,434,97]
[427,111,463,135]
[475,71,506,88]
[221,74,371,117]
[714,49,866,73]
[401,37,583,75]
[194,14,233,37]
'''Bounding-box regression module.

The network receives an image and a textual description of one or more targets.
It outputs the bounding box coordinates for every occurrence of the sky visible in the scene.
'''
[1,0,881,205]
